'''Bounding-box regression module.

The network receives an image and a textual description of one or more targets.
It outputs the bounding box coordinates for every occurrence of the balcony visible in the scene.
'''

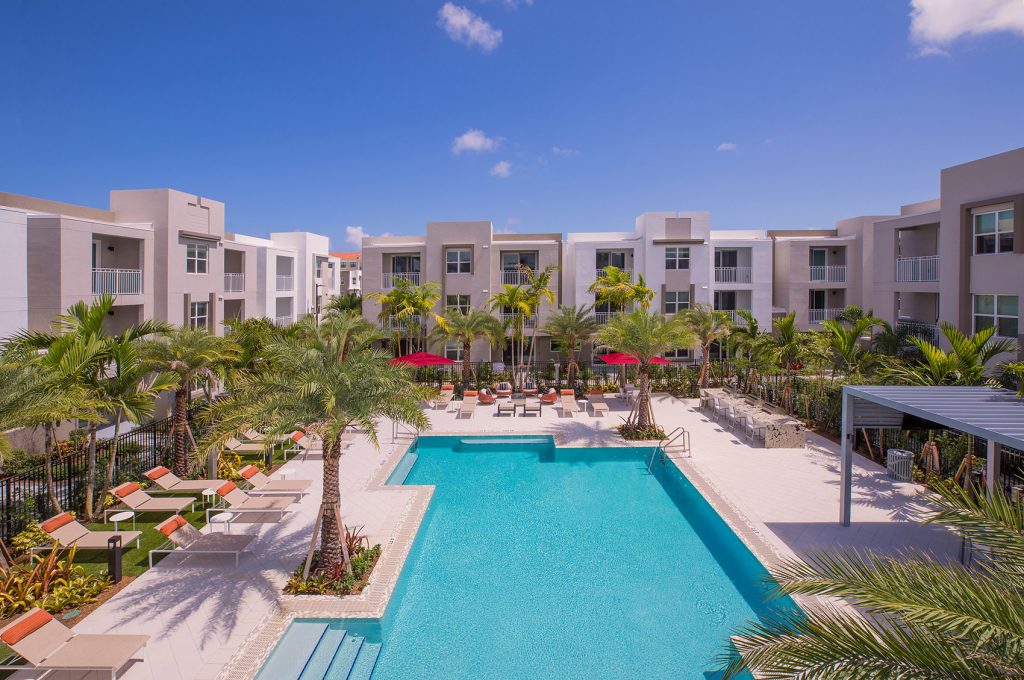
[594,311,617,324]
[808,308,842,324]
[276,275,294,292]
[716,309,750,323]
[92,268,143,296]
[274,315,293,327]
[714,267,752,284]
[897,320,940,343]
[224,273,245,292]
[809,265,846,283]
[501,269,532,286]
[500,312,537,329]
[595,268,631,280]
[895,255,939,283]
[380,314,421,332]
[382,272,420,289]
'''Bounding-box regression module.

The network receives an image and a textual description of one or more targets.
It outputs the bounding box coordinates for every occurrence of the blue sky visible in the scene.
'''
[2,1,1023,247]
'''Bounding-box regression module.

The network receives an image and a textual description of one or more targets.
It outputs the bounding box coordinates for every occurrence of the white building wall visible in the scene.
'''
[0,206,29,337]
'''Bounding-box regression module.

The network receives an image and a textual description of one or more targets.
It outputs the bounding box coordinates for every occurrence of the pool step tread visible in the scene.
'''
[323,633,363,679]
[255,622,328,680]
[346,641,382,680]
[298,628,347,680]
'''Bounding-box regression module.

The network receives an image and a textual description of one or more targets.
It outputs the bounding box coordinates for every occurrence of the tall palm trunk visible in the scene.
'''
[172,386,190,476]
[84,423,97,520]
[320,433,353,575]
[462,340,472,386]
[636,367,654,429]
[95,411,123,517]
[43,423,61,514]
[698,342,711,388]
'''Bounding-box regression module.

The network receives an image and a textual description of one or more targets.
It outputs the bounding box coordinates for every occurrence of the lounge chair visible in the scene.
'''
[495,381,513,398]
[478,388,496,405]
[458,391,478,418]
[523,400,542,417]
[144,466,225,493]
[496,400,516,416]
[560,389,580,416]
[284,431,318,460]
[242,427,291,443]
[539,388,558,405]
[432,385,455,410]
[207,481,293,525]
[224,436,267,454]
[237,464,311,494]
[111,482,195,516]
[148,516,255,568]
[36,512,141,552]
[0,608,148,679]
[587,390,609,416]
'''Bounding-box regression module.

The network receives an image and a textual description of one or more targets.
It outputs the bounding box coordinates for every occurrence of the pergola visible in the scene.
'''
[839,385,1024,526]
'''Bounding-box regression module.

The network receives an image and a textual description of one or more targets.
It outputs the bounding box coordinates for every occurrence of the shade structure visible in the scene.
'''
[596,352,671,366]
[389,351,456,367]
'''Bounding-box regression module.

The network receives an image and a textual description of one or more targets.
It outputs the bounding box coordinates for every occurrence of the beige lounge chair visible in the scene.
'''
[433,385,455,410]
[0,608,148,679]
[224,436,267,453]
[242,427,291,443]
[284,431,314,459]
[458,390,478,418]
[111,482,195,516]
[560,389,580,416]
[587,391,609,416]
[207,481,293,525]
[36,512,141,552]
[143,465,225,492]
[148,516,255,568]
[237,464,311,494]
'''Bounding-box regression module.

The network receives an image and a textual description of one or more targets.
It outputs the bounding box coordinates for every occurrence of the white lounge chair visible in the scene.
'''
[207,481,293,526]
[560,389,580,417]
[149,515,255,568]
[587,391,609,416]
[237,464,311,494]
[110,482,195,517]
[143,466,225,492]
[36,512,141,552]
[458,391,478,419]
[433,385,455,410]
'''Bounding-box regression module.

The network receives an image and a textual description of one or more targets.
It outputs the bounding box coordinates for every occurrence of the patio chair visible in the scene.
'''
[587,390,609,416]
[620,385,635,402]
[143,466,225,493]
[111,482,195,516]
[560,389,580,416]
[714,399,729,421]
[0,608,148,680]
[495,381,513,398]
[148,515,255,568]
[496,400,516,417]
[433,385,455,410]
[729,407,747,432]
[207,481,293,525]
[539,388,558,405]
[237,464,311,494]
[699,390,714,412]
[478,388,497,405]
[745,416,767,446]
[523,400,542,417]
[458,391,478,418]
[36,512,141,552]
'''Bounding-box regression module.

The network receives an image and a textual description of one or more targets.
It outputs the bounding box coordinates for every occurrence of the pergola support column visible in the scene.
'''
[840,390,854,527]
[987,439,999,497]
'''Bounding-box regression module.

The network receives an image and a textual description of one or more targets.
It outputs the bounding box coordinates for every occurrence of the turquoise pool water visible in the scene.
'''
[259,435,796,679]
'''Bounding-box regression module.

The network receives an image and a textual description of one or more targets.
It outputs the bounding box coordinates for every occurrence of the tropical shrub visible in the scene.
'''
[0,546,110,618]
[284,544,382,596]
[10,525,50,556]
[618,423,666,441]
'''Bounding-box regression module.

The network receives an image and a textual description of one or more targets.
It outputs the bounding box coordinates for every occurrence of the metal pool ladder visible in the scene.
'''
[648,427,690,470]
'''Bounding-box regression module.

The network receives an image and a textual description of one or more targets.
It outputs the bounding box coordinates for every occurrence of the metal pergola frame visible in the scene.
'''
[839,385,1024,526]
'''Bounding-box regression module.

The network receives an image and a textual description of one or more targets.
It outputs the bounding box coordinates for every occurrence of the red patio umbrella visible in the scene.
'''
[596,352,671,365]
[389,351,456,367]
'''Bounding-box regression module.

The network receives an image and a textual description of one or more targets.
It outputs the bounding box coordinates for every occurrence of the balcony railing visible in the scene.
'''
[500,313,537,329]
[382,272,420,289]
[595,268,631,280]
[501,269,533,285]
[714,267,752,284]
[274,315,293,327]
[380,314,422,332]
[276,275,294,292]
[808,308,842,324]
[895,255,939,283]
[716,309,750,323]
[224,272,245,292]
[897,320,940,343]
[92,268,143,296]
[809,265,847,283]
[595,311,618,324]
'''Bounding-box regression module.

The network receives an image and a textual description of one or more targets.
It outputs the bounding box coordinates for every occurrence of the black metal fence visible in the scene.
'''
[1,415,177,543]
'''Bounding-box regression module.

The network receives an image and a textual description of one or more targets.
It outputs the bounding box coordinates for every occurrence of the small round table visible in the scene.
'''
[109,511,135,532]
[209,512,235,534]
[202,488,217,509]
[278,469,296,481]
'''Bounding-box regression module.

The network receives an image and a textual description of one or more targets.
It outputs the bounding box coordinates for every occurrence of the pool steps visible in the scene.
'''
[255,621,380,680]
[386,451,418,485]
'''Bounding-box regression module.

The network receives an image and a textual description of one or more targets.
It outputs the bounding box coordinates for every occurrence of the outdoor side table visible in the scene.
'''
[109,510,135,532]
[209,512,235,534]
[278,469,296,481]
[202,488,217,509]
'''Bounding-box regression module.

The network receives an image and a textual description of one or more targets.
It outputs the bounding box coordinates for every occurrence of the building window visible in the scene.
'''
[664,348,691,360]
[446,248,472,274]
[186,243,208,274]
[664,291,690,314]
[443,341,464,362]
[665,247,690,270]
[974,294,1019,338]
[189,301,209,329]
[974,209,1014,255]
[446,295,470,314]
[550,338,582,353]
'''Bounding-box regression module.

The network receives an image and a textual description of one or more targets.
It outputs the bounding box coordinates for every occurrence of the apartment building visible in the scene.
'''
[0,189,340,336]
[0,205,30,337]
[361,221,562,362]
[331,252,362,294]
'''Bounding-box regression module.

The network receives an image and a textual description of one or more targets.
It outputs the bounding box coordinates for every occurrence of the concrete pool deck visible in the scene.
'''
[24,393,959,680]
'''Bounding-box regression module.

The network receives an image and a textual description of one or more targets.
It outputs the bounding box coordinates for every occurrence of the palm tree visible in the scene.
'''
[541,305,598,387]
[315,310,382,361]
[208,325,430,575]
[489,284,533,387]
[323,292,362,315]
[368,279,443,354]
[820,316,879,377]
[596,310,693,431]
[428,309,504,386]
[139,328,240,477]
[872,319,917,358]
[721,481,1024,678]
[588,266,655,312]
[684,305,733,388]
[758,312,806,410]
[730,310,772,392]
[879,323,1016,388]
[520,264,558,373]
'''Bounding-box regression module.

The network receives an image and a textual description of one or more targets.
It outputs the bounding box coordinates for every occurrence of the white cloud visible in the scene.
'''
[490,160,512,178]
[551,146,578,157]
[910,0,1024,52]
[452,128,499,154]
[502,0,533,8]
[437,3,503,52]
[345,225,390,247]
[716,142,737,152]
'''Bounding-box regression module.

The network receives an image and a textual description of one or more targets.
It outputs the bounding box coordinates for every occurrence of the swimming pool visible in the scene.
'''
[259,435,797,679]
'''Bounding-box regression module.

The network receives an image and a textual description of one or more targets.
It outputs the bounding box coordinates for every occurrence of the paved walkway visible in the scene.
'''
[27,393,959,679]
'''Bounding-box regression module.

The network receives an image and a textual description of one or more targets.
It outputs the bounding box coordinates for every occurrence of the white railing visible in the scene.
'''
[895,255,939,283]
[380,314,421,332]
[500,313,537,329]
[274,315,293,327]
[714,267,752,284]
[382,272,420,288]
[92,268,143,296]
[501,269,532,285]
[276,275,294,292]
[595,268,631,280]
[809,265,847,283]
[717,309,750,323]
[897,320,940,343]
[595,311,615,324]
[224,273,245,292]
[808,308,842,324]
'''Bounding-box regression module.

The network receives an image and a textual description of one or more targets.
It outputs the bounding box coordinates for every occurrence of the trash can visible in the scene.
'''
[886,448,914,482]
[107,535,123,584]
